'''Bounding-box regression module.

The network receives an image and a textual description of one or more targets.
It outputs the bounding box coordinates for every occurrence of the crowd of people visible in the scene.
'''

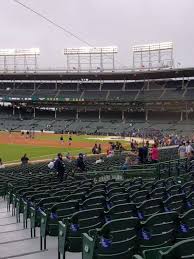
[178,141,194,160]
[1,133,194,182]
[48,152,86,182]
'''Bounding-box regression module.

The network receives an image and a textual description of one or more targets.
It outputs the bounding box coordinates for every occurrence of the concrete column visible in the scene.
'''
[180,111,183,121]
[76,109,79,120]
[99,108,101,120]
[186,111,189,121]
[13,106,15,116]
[33,108,36,118]
[55,108,57,119]
[145,110,148,121]
[122,111,125,121]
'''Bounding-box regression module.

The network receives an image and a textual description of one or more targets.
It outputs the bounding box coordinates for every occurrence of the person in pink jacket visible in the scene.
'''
[151,144,159,163]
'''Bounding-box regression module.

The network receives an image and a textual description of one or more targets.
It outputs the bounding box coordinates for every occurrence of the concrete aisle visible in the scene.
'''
[0,198,81,259]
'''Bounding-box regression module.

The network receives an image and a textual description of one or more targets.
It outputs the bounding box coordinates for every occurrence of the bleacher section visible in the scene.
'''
[1,156,194,259]
[0,80,192,102]
[0,79,194,135]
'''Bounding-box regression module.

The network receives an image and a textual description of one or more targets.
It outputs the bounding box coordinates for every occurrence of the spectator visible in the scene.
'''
[188,150,194,162]
[178,142,186,159]
[48,159,55,170]
[0,158,5,169]
[188,150,194,172]
[92,144,98,154]
[76,153,86,172]
[131,139,137,152]
[65,153,72,162]
[95,156,104,164]
[115,142,120,151]
[186,141,193,157]
[143,144,149,163]
[107,149,114,158]
[122,155,131,170]
[150,144,159,163]
[138,145,148,164]
[111,142,116,150]
[98,144,102,154]
[54,153,66,182]
[138,147,144,164]
[21,154,29,166]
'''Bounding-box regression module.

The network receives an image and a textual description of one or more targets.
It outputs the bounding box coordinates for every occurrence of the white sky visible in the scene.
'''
[0,0,194,68]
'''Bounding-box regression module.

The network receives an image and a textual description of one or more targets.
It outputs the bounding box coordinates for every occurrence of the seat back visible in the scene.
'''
[130,190,149,205]
[163,194,185,213]
[159,239,194,259]
[106,203,136,220]
[137,198,162,220]
[176,209,194,240]
[91,218,139,259]
[139,212,178,250]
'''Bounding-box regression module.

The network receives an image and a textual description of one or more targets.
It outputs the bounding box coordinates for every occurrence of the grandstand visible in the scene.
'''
[1,153,194,258]
[0,68,194,136]
[0,0,194,257]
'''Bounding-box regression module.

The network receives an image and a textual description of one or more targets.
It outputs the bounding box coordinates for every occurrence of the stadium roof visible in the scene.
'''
[0,67,194,81]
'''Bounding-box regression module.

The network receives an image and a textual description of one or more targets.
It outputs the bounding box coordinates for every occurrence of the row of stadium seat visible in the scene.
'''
[1,156,193,259]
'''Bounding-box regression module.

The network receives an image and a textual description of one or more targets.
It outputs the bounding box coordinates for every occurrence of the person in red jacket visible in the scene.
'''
[151,144,159,163]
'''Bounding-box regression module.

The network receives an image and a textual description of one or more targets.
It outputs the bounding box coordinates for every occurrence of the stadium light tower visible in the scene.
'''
[64,46,118,72]
[132,42,173,70]
[0,48,40,72]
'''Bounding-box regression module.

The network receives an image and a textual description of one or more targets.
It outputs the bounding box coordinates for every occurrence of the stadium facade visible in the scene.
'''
[0,67,194,136]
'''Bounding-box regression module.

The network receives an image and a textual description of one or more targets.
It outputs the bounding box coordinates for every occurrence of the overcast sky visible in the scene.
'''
[0,0,194,69]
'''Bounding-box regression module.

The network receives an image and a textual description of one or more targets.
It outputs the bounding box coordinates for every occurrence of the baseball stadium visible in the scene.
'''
[1,1,194,259]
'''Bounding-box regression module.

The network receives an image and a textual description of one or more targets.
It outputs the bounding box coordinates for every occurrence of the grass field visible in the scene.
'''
[0,132,115,164]
[0,144,91,163]
[0,132,145,164]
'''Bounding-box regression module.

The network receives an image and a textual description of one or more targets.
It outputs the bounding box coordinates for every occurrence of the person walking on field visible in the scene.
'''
[60,136,64,144]
[68,136,72,146]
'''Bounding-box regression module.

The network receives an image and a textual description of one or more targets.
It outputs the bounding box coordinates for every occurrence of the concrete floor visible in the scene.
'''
[0,198,81,259]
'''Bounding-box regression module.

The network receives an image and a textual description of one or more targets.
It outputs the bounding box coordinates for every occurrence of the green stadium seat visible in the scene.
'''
[130,190,149,205]
[180,181,194,195]
[139,212,178,251]
[163,194,185,214]
[29,196,62,236]
[127,184,142,195]
[137,198,162,220]
[105,203,136,220]
[158,239,194,259]
[106,187,125,199]
[185,191,194,210]
[58,208,105,257]
[86,190,106,199]
[150,187,166,200]
[64,192,86,203]
[141,182,153,192]
[81,217,139,259]
[80,196,106,209]
[107,193,129,207]
[176,209,194,241]
[40,199,79,250]
[166,184,181,196]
